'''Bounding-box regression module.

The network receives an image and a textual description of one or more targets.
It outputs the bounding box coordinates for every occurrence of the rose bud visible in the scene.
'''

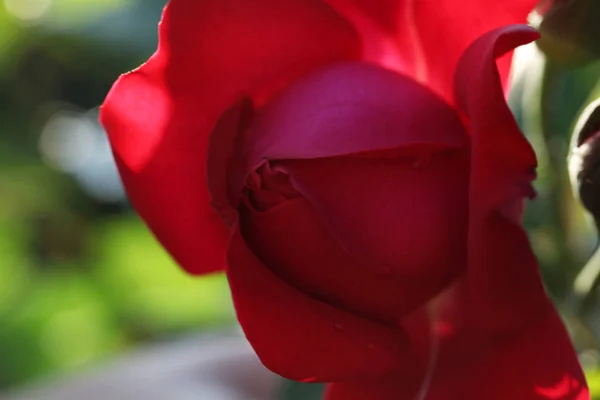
[100,1,588,399]
[569,98,600,228]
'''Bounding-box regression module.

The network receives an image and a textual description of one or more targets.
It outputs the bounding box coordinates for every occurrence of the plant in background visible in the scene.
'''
[569,98,600,316]
[534,0,600,66]
[570,99,600,231]
[100,1,588,399]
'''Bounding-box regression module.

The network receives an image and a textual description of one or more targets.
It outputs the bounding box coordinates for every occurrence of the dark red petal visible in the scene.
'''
[324,0,538,101]
[326,284,589,399]
[448,25,588,397]
[240,189,445,324]
[206,99,255,225]
[324,308,432,400]
[277,152,469,316]
[239,62,466,188]
[226,223,411,382]
[99,0,360,274]
[324,371,423,400]
[434,314,590,400]
[454,25,547,334]
[423,284,589,400]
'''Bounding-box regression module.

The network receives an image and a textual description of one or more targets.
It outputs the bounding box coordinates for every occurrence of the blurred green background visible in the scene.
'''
[0,0,240,391]
[0,0,599,399]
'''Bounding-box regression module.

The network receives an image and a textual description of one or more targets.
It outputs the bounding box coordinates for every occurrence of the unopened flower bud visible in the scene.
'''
[569,98,600,226]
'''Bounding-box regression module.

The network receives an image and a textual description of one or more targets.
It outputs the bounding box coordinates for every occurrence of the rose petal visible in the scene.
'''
[277,151,469,313]
[226,223,411,382]
[424,285,589,400]
[324,308,432,400]
[232,61,469,321]
[454,25,547,334]
[238,62,466,193]
[240,189,447,324]
[99,0,360,274]
[349,25,588,396]
[324,0,538,101]
[431,314,590,399]
[403,2,538,99]
[324,371,423,400]
[451,24,588,399]
[325,0,407,72]
[326,284,589,399]
[206,99,255,225]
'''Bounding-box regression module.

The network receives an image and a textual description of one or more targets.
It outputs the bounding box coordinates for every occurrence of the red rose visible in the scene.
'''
[100,1,589,399]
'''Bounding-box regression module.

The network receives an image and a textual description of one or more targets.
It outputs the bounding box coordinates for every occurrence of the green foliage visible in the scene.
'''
[587,369,600,399]
[0,273,120,386]
[92,217,235,336]
[0,163,235,387]
[0,0,237,390]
